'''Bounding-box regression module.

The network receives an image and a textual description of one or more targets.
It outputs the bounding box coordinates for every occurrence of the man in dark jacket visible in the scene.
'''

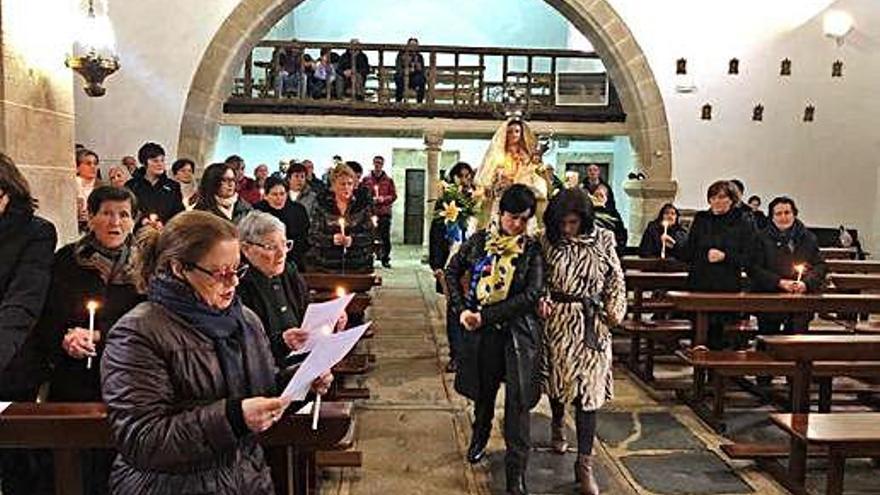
[445,185,544,495]
[750,196,827,333]
[360,156,397,268]
[336,39,371,100]
[581,163,616,211]
[124,142,184,225]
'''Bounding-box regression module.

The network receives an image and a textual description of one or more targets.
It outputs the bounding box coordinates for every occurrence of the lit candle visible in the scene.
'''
[660,220,670,260]
[373,185,380,198]
[371,215,378,227]
[795,264,806,283]
[311,394,321,431]
[336,286,347,298]
[338,217,346,237]
[86,300,98,370]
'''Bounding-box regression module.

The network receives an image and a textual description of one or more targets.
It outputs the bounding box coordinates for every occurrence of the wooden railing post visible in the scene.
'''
[244,51,254,98]
[526,55,533,107]
[502,55,509,103]
[478,54,485,105]
[378,49,386,103]
[428,51,437,104]
[550,56,557,104]
[453,52,460,106]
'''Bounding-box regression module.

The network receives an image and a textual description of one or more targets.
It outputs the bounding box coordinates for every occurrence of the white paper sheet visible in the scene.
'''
[288,292,355,355]
[0,402,11,415]
[281,321,371,401]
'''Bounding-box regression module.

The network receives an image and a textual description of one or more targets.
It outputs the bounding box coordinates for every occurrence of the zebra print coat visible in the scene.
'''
[539,227,626,411]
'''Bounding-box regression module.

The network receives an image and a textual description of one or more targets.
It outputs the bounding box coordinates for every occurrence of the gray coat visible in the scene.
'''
[445,231,545,409]
[101,302,276,495]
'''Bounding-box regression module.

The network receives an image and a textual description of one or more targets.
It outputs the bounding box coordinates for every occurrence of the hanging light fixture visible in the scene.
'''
[65,0,120,97]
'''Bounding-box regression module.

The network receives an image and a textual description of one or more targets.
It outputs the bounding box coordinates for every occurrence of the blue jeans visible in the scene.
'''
[276,71,304,97]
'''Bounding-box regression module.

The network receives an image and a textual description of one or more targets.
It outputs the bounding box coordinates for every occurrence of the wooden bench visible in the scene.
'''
[821,247,862,260]
[0,401,355,495]
[725,335,880,494]
[620,256,689,273]
[303,272,382,293]
[826,259,880,274]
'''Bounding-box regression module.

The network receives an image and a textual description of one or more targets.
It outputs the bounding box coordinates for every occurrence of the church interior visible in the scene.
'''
[2,0,880,494]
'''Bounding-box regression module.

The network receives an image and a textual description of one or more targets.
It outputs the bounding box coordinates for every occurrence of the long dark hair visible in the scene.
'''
[654,203,680,226]
[543,188,595,245]
[0,153,38,214]
[197,162,233,211]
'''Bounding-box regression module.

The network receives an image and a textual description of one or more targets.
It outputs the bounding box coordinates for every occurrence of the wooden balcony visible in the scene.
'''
[224,40,626,124]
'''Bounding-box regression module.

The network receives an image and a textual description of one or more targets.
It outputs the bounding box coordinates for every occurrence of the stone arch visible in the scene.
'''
[177,0,674,195]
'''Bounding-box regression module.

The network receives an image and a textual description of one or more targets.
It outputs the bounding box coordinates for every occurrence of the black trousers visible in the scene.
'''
[757,313,812,335]
[472,329,530,486]
[549,398,597,455]
[395,71,426,102]
[376,215,392,263]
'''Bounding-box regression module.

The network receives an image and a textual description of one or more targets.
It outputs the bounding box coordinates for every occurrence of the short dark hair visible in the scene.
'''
[172,158,196,175]
[87,186,137,216]
[747,195,761,205]
[448,162,473,181]
[730,179,745,194]
[768,196,799,217]
[137,142,165,166]
[225,155,244,166]
[286,162,307,178]
[706,180,741,204]
[543,188,594,244]
[346,161,363,176]
[332,155,342,161]
[499,184,536,217]
[264,176,288,194]
[373,155,384,163]
[76,148,99,165]
[654,202,680,225]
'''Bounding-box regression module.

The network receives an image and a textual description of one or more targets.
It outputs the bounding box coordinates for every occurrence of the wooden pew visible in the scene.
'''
[730,336,880,495]
[620,256,689,273]
[302,272,382,293]
[826,259,880,274]
[821,247,861,260]
[0,401,354,495]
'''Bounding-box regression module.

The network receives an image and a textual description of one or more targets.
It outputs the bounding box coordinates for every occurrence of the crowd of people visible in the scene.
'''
[271,38,427,103]
[0,124,835,494]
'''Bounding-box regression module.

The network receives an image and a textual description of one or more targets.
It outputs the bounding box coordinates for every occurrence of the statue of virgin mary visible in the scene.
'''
[473,118,550,228]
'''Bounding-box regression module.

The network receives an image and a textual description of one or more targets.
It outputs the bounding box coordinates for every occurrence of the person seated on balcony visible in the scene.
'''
[274,41,305,98]
[395,37,426,103]
[336,39,371,101]
[307,163,375,272]
[309,48,337,99]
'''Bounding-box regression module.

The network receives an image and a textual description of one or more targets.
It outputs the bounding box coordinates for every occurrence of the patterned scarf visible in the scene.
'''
[215,193,238,220]
[472,229,525,307]
[74,233,136,286]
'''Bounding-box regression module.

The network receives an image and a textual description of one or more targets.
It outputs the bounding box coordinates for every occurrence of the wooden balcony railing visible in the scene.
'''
[225,40,626,123]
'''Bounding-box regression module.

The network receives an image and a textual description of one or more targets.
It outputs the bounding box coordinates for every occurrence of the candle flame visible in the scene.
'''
[338,218,346,228]
[335,287,346,298]
[795,264,806,273]
[86,300,99,311]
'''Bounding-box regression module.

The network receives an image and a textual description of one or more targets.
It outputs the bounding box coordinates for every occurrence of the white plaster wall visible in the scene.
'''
[75,0,880,247]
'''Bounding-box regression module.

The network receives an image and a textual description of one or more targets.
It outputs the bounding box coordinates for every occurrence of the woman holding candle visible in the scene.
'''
[638,203,688,258]
[101,210,332,494]
[750,196,826,334]
[238,211,346,369]
[307,163,375,272]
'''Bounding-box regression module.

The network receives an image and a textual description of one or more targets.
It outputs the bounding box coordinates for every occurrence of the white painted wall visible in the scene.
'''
[75,0,880,247]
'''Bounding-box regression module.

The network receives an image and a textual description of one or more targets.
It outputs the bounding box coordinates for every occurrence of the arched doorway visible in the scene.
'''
[176,0,676,232]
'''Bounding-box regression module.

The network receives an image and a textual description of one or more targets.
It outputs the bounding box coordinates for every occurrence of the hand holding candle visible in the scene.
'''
[86,300,98,370]
[794,264,806,284]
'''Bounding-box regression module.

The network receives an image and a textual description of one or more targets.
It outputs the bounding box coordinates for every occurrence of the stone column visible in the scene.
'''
[1,0,77,243]
[624,178,678,246]
[423,130,444,247]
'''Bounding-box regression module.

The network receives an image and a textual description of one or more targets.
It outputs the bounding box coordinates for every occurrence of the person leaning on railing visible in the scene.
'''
[336,39,371,101]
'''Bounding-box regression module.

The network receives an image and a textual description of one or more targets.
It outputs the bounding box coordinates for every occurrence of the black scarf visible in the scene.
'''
[767,218,807,253]
[148,274,274,398]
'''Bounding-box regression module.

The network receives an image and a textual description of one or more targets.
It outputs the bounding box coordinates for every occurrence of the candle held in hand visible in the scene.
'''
[86,300,98,370]
[660,220,670,260]
[335,286,347,298]
[795,264,806,283]
[338,217,346,237]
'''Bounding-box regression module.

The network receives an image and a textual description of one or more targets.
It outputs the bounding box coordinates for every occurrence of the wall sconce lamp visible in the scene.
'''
[823,10,855,47]
[65,0,120,97]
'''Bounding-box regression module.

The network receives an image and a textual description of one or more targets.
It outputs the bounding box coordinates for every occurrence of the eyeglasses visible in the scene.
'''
[220,177,237,185]
[187,263,249,284]
[245,240,293,253]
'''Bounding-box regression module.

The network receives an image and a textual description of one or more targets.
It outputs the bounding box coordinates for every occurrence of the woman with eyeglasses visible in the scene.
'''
[238,211,346,369]
[101,210,332,494]
[195,162,252,224]
[252,176,310,272]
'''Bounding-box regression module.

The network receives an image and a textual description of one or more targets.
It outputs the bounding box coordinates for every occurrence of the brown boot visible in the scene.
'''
[551,422,568,454]
[575,454,599,495]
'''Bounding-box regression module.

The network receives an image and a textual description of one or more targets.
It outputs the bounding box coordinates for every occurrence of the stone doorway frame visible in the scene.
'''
[176,0,676,237]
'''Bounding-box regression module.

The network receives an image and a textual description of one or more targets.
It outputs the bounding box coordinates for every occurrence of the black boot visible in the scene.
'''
[506,464,529,495]
[467,433,488,463]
